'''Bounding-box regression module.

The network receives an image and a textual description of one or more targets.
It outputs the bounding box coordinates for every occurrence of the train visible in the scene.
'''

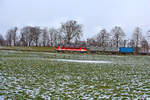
[56,44,135,54]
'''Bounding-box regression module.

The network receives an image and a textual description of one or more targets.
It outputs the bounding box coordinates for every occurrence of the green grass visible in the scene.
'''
[0,50,150,99]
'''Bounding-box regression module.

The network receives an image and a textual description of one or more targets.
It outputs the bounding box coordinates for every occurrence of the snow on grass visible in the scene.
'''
[0,50,150,99]
[50,59,112,64]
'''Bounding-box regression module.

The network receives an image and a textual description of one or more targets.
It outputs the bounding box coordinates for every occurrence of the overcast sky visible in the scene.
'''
[0,0,150,40]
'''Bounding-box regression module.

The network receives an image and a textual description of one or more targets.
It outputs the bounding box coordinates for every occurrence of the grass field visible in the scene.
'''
[0,50,150,99]
[0,46,55,52]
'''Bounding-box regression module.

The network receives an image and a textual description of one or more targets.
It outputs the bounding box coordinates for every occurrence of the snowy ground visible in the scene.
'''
[50,59,112,64]
[0,50,150,99]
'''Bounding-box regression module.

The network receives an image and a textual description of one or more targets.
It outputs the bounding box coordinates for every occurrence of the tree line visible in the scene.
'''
[0,20,82,47]
[87,26,149,53]
[0,20,150,52]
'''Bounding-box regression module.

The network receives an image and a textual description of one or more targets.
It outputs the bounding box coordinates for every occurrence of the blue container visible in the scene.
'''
[120,47,134,53]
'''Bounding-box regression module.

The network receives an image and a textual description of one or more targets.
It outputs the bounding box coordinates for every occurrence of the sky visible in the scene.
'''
[0,0,150,40]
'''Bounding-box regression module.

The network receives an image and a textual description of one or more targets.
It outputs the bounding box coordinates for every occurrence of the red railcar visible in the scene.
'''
[56,46,88,52]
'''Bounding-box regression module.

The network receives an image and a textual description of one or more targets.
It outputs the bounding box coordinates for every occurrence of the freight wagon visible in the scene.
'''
[119,47,134,53]
[89,46,119,54]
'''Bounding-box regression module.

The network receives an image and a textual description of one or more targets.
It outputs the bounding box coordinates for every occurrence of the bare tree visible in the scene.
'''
[20,26,41,47]
[49,28,58,46]
[5,27,18,46]
[20,31,27,46]
[146,30,150,45]
[140,37,149,53]
[111,26,125,48]
[57,29,63,45]
[42,28,49,47]
[20,26,32,46]
[6,29,13,46]
[132,27,143,52]
[96,29,109,47]
[32,27,41,47]
[60,20,82,44]
[12,27,18,46]
[0,34,5,46]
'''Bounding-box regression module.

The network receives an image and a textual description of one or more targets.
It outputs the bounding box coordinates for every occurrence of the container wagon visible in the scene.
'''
[119,47,134,53]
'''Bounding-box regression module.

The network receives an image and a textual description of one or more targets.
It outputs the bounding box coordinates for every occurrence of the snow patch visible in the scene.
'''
[50,59,112,64]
